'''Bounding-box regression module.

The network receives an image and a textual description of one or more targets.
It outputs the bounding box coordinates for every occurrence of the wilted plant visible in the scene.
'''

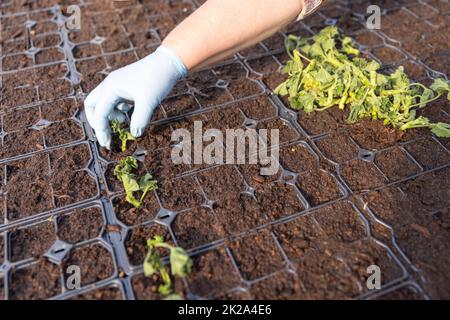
[111,119,136,152]
[144,236,192,299]
[275,26,450,137]
[114,156,158,208]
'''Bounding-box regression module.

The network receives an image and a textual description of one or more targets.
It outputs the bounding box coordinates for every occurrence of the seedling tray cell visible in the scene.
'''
[1,0,449,300]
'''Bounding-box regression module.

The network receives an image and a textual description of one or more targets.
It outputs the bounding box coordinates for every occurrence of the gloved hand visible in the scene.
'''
[84,46,187,149]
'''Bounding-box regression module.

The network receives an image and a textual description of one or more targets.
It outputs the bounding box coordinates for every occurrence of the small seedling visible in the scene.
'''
[144,236,192,299]
[111,119,136,152]
[275,26,450,137]
[114,156,158,208]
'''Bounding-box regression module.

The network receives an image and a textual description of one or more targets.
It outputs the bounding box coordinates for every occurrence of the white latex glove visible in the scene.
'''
[84,46,187,149]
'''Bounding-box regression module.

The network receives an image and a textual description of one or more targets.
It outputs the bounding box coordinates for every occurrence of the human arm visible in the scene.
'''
[85,0,306,148]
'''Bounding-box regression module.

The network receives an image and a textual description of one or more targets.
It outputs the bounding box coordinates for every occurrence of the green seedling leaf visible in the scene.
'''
[143,250,161,277]
[143,236,192,298]
[139,173,158,201]
[169,247,193,278]
[111,119,136,152]
[114,156,137,180]
[430,122,450,138]
[276,26,450,138]
[430,78,450,95]
[114,156,158,208]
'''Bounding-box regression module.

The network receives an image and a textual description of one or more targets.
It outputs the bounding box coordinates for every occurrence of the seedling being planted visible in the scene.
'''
[111,119,135,152]
[275,26,450,137]
[114,156,158,208]
[144,236,192,299]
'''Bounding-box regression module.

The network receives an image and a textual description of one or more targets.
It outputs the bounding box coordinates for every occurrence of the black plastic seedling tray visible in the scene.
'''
[1,0,449,300]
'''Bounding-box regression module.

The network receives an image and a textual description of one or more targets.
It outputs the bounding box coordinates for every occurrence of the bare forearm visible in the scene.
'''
[162,0,303,71]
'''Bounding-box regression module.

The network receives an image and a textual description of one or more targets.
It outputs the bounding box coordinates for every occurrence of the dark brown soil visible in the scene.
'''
[228,78,263,99]
[186,69,218,88]
[250,271,303,300]
[217,289,253,300]
[247,56,281,74]
[113,192,160,226]
[40,79,74,101]
[349,120,405,150]
[187,247,241,298]
[279,143,318,173]
[236,96,277,120]
[1,129,45,158]
[340,159,387,191]
[296,110,339,136]
[364,168,450,298]
[143,147,191,178]
[237,161,281,189]
[355,31,384,47]
[404,137,450,170]
[63,244,114,286]
[313,201,367,243]
[214,63,247,81]
[41,98,79,121]
[3,106,40,131]
[139,122,175,152]
[197,165,245,200]
[10,221,56,262]
[214,193,268,235]
[374,285,426,300]
[33,33,61,49]
[51,142,89,168]
[2,53,32,71]
[315,132,359,163]
[263,72,288,91]
[98,135,139,163]
[57,207,104,244]
[229,230,285,280]
[273,212,327,263]
[193,86,233,108]
[44,120,84,147]
[9,258,61,300]
[70,285,124,300]
[256,117,301,146]
[375,147,421,181]
[35,48,65,65]
[52,170,98,207]
[5,154,53,220]
[158,176,204,211]
[262,32,285,52]
[172,206,225,249]
[296,167,342,206]
[162,93,200,118]
[132,272,186,300]
[272,200,405,299]
[125,223,172,266]
[255,182,305,220]
[0,233,5,265]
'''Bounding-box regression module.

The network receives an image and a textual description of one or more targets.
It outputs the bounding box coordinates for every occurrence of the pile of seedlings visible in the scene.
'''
[275,26,450,137]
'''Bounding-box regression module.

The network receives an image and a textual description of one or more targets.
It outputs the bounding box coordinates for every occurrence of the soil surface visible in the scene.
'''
[0,0,448,301]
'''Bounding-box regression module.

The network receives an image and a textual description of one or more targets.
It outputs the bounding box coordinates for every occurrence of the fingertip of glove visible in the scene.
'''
[96,131,111,150]
[131,127,143,138]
